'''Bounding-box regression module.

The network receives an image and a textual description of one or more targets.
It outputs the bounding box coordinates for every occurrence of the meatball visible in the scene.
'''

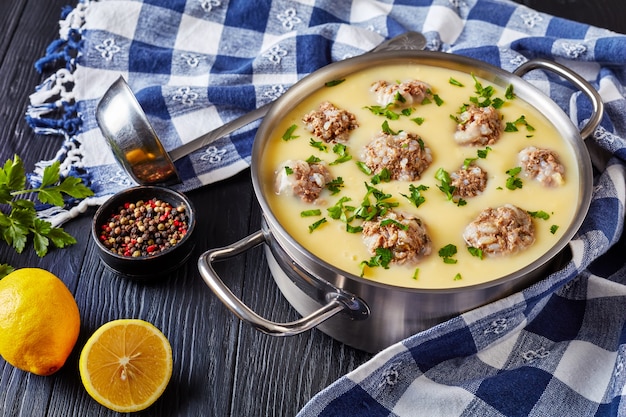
[302,101,358,143]
[370,79,432,107]
[450,164,488,199]
[362,210,432,265]
[518,146,565,186]
[462,204,535,256]
[454,105,503,146]
[274,160,333,203]
[361,131,433,181]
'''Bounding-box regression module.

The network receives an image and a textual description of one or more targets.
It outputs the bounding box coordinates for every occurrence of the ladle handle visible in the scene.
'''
[513,58,604,139]
[169,103,272,162]
[197,230,347,336]
[169,32,427,162]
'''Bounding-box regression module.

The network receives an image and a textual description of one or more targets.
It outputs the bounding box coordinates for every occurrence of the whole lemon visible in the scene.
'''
[0,268,80,376]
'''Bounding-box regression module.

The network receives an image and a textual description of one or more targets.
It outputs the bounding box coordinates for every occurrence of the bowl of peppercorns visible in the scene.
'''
[91,186,196,279]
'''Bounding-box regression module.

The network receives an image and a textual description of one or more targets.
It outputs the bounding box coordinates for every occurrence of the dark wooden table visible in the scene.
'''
[0,1,624,416]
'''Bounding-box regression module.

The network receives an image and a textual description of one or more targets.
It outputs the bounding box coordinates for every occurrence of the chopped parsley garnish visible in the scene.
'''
[325,79,345,87]
[504,115,535,133]
[381,120,401,135]
[330,143,352,165]
[394,91,407,104]
[470,74,496,107]
[371,168,392,185]
[412,268,420,280]
[308,218,327,233]
[306,155,322,164]
[528,210,550,220]
[453,273,463,281]
[463,147,491,170]
[284,166,293,175]
[356,163,391,185]
[435,168,455,200]
[505,84,515,100]
[411,117,425,125]
[449,77,464,87]
[300,209,321,217]
[401,184,429,208]
[467,246,484,259]
[327,196,354,222]
[434,168,465,206]
[433,94,444,106]
[491,97,505,109]
[380,218,409,231]
[505,167,523,190]
[346,223,363,233]
[356,161,372,175]
[438,244,458,264]
[360,247,394,276]
[365,104,400,120]
[477,146,492,159]
[326,177,344,194]
[550,225,560,234]
[462,158,477,170]
[355,183,399,221]
[309,138,327,151]
[282,124,299,141]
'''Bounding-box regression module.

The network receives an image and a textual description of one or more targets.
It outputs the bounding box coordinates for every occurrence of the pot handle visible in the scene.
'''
[197,230,347,336]
[513,58,604,139]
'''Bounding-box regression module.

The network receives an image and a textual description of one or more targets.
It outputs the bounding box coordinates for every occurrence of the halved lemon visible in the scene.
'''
[79,319,173,412]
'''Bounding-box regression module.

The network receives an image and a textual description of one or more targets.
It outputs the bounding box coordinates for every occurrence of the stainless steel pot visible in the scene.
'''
[198,49,603,353]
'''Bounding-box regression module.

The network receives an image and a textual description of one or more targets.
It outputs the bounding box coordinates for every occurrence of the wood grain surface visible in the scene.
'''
[0,1,623,416]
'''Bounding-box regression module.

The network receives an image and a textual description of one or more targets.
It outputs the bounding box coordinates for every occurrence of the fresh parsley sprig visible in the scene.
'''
[0,155,93,257]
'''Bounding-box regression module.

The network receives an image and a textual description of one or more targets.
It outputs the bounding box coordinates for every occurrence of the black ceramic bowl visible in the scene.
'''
[91,186,196,279]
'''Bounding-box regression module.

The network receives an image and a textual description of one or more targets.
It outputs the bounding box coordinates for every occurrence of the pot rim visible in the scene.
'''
[251,50,594,294]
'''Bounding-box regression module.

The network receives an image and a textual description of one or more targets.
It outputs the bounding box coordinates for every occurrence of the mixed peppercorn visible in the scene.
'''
[98,199,189,257]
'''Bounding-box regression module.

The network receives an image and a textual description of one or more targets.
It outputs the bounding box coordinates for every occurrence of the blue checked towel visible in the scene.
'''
[29,0,626,415]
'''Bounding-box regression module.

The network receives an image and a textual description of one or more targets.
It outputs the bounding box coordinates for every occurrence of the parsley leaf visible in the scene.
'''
[401,184,429,208]
[365,104,400,120]
[0,155,93,257]
[355,183,399,221]
[449,77,464,87]
[330,143,352,165]
[505,167,523,190]
[325,79,345,87]
[381,120,401,135]
[326,177,344,194]
[281,124,299,141]
[467,246,484,259]
[371,168,391,185]
[435,168,454,200]
[505,84,516,100]
[380,218,409,231]
[309,138,327,152]
[505,115,535,134]
[308,218,327,233]
[360,247,394,276]
[438,244,458,264]
[301,209,322,217]
[528,210,550,220]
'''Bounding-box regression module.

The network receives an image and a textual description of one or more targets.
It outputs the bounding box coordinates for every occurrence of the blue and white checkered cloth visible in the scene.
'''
[29,0,626,415]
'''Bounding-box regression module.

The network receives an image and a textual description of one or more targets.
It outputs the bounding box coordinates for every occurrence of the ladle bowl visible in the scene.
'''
[94,32,427,185]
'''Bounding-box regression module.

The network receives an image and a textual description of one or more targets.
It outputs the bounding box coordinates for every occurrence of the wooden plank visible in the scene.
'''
[0,0,71,168]
[229,195,373,416]
[0,0,625,415]
[517,0,625,33]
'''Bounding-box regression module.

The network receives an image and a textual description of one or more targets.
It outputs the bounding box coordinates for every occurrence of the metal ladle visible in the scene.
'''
[95,32,427,185]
